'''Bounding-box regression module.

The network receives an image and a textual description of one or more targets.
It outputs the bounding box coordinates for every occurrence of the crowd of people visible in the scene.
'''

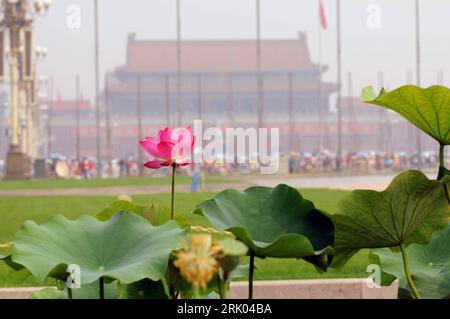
[0,149,447,180]
[287,150,443,174]
[44,156,257,179]
[44,156,142,179]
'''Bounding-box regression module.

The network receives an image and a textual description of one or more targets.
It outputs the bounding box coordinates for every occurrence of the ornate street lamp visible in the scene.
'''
[0,0,51,179]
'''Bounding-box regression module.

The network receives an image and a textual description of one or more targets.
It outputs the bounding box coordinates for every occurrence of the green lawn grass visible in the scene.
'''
[0,188,370,287]
[0,175,238,191]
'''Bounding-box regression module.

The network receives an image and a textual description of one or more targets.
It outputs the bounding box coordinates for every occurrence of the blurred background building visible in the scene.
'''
[4,31,433,159]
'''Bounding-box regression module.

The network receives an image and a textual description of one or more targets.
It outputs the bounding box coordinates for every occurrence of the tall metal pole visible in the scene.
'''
[288,72,294,152]
[165,74,171,127]
[336,0,343,170]
[94,0,102,176]
[317,1,324,154]
[176,0,182,127]
[105,72,113,177]
[256,0,264,129]
[137,73,144,176]
[347,71,355,153]
[47,76,54,157]
[415,0,422,168]
[197,73,202,120]
[75,74,80,162]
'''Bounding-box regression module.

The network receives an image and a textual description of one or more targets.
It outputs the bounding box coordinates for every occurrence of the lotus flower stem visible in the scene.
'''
[217,276,227,299]
[168,164,177,298]
[439,144,450,204]
[439,144,445,169]
[248,251,255,299]
[67,287,73,299]
[99,277,105,299]
[445,184,450,206]
[168,262,176,299]
[171,163,176,220]
[399,244,421,299]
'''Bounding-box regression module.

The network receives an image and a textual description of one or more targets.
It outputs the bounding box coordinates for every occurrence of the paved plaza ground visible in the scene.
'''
[0,171,436,196]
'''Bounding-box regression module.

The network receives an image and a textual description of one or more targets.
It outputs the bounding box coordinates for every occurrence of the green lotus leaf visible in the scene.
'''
[370,224,450,299]
[195,184,334,270]
[96,200,145,220]
[332,170,450,268]
[218,238,248,256]
[30,281,119,299]
[118,279,169,299]
[362,85,450,145]
[12,212,185,284]
[96,200,189,227]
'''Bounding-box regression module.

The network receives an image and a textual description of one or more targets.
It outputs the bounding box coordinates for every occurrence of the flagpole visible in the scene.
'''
[415,0,422,168]
[137,73,144,177]
[256,0,264,129]
[47,76,54,157]
[75,74,81,163]
[94,0,102,177]
[165,74,171,127]
[347,71,355,152]
[318,0,324,154]
[176,0,182,127]
[336,0,343,170]
[105,71,113,177]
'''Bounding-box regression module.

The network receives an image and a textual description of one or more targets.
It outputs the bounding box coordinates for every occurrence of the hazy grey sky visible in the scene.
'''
[33,0,450,101]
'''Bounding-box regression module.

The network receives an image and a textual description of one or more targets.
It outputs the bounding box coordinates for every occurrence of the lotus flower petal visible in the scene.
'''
[144,161,164,169]
[158,128,178,144]
[139,138,160,158]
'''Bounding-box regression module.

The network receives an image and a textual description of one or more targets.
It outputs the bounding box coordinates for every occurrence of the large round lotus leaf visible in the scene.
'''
[332,170,450,268]
[195,184,334,267]
[12,212,185,284]
[370,224,450,299]
[362,85,450,145]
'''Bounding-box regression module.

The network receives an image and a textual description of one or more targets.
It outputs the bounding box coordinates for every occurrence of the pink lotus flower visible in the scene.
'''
[139,126,196,169]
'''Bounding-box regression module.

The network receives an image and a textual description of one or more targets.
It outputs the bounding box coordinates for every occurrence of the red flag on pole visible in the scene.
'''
[320,0,328,31]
